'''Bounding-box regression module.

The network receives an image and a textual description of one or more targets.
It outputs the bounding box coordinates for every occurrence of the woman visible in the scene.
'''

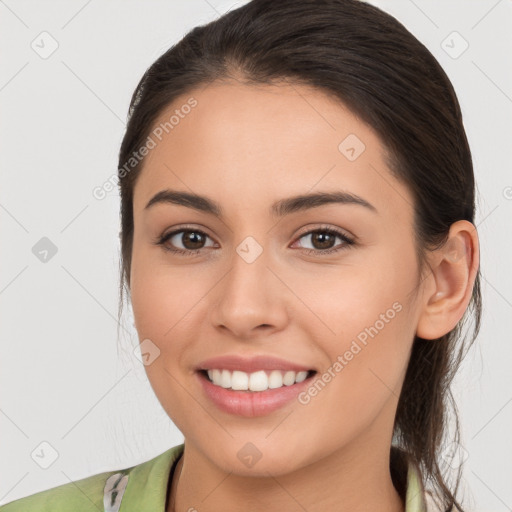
[0,0,481,511]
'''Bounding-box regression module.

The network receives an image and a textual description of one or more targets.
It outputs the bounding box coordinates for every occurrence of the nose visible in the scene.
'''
[209,244,289,340]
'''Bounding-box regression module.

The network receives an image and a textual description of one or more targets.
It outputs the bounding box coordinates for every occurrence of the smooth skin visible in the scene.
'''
[129,79,479,512]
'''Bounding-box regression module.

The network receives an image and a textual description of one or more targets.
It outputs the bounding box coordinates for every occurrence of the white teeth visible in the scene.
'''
[268,370,284,389]
[204,369,310,391]
[231,370,249,390]
[249,370,268,391]
[220,369,231,388]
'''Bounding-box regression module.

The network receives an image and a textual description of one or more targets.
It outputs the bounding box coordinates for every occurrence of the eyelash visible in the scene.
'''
[153,225,355,258]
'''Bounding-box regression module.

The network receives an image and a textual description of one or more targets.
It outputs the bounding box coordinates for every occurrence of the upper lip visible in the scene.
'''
[196,354,315,373]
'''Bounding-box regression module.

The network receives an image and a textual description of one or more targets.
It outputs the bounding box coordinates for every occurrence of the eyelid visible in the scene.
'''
[294,223,355,241]
[159,223,214,239]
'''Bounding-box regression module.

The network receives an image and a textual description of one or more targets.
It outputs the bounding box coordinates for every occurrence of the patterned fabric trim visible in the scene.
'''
[103,472,129,512]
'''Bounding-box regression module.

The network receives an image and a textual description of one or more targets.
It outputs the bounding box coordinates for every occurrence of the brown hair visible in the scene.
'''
[116,1,482,509]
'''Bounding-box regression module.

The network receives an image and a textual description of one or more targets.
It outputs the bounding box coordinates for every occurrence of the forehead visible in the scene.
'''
[132,80,413,221]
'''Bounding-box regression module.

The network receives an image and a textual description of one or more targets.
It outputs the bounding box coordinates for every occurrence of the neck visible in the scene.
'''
[168,437,405,512]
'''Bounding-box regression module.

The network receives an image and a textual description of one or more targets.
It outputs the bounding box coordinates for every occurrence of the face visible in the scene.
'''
[129,80,424,476]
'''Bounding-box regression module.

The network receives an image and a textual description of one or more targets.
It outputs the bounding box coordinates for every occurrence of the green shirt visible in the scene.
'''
[0,443,433,511]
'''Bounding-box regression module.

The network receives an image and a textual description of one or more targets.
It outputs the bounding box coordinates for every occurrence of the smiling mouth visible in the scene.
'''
[198,368,317,392]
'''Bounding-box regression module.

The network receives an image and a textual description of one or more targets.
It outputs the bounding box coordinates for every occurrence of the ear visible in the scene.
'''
[416,220,479,340]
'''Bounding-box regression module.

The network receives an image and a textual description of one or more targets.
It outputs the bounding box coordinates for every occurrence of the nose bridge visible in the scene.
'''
[224,235,272,306]
[211,234,287,335]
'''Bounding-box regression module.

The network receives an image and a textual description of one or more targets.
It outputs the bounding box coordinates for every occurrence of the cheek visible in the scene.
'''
[290,249,416,402]
[129,247,205,426]
[288,248,415,339]
[130,240,206,338]
[131,273,197,336]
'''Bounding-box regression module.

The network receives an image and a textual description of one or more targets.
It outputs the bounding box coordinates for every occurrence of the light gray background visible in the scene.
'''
[1,0,511,510]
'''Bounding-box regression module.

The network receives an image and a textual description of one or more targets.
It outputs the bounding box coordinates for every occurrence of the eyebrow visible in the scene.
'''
[144,189,378,217]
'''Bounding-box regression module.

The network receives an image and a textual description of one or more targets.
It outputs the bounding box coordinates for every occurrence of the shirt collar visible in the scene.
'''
[404,458,429,512]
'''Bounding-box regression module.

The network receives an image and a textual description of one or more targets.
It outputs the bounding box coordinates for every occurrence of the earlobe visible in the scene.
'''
[416,220,479,340]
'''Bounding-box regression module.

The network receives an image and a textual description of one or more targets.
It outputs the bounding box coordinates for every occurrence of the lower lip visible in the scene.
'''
[196,370,315,418]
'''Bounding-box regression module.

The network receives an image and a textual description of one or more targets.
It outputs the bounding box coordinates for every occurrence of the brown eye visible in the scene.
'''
[294,228,355,255]
[308,231,337,250]
[175,231,207,250]
[156,228,216,256]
